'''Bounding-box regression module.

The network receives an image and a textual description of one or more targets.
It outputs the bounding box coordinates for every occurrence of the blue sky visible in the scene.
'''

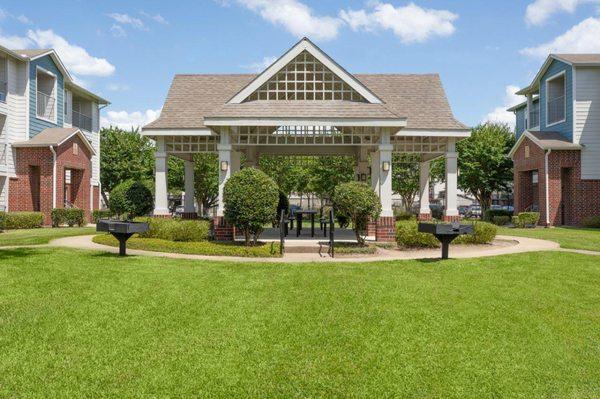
[1,0,600,129]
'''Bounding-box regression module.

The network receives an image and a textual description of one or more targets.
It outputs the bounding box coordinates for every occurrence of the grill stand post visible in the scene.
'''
[434,234,460,260]
[112,232,134,256]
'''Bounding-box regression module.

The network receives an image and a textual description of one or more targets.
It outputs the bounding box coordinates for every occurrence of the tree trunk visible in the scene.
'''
[244,230,250,246]
[101,190,109,209]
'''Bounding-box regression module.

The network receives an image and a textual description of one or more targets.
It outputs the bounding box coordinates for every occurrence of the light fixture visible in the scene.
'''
[220,161,229,171]
[382,161,390,172]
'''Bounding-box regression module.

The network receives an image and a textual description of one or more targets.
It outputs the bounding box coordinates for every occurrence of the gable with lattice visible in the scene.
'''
[244,51,368,102]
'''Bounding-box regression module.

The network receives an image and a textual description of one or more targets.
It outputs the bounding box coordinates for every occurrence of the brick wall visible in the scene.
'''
[375,216,396,242]
[212,216,235,241]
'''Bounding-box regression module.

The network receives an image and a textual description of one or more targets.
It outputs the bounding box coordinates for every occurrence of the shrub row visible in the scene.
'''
[0,212,44,230]
[492,215,511,226]
[134,217,210,242]
[92,209,114,223]
[51,208,85,227]
[512,212,540,228]
[395,220,497,248]
[394,210,416,221]
[582,216,600,228]
[483,209,513,222]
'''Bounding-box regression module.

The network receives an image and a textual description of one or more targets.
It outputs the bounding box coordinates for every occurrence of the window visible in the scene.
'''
[546,72,566,126]
[529,100,540,128]
[36,67,57,122]
[532,171,539,184]
[0,56,7,102]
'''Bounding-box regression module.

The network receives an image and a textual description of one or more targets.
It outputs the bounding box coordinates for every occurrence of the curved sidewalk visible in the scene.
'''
[47,234,566,263]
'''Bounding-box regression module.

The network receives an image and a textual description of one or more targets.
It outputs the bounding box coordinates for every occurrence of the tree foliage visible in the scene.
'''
[309,156,355,200]
[333,182,382,245]
[193,153,219,216]
[109,180,154,219]
[223,168,279,245]
[392,154,420,211]
[456,123,515,211]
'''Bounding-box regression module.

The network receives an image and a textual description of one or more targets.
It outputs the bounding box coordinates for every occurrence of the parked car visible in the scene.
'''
[502,205,514,213]
[174,205,185,217]
[490,204,503,211]
[466,205,482,218]
[458,205,469,216]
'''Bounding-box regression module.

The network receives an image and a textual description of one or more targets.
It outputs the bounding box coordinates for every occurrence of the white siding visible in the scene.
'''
[574,67,600,179]
[2,57,28,177]
[91,102,100,185]
[0,176,6,210]
[63,89,72,127]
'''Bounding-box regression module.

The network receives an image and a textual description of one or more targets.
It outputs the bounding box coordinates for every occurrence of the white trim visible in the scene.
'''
[508,130,582,157]
[545,70,566,127]
[228,38,383,104]
[12,129,96,155]
[396,129,471,138]
[25,61,30,140]
[572,66,577,143]
[141,128,214,136]
[49,146,57,209]
[29,50,73,83]
[203,117,407,127]
[35,66,58,124]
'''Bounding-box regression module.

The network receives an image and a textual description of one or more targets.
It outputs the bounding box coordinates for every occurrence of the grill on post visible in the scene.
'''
[418,222,474,260]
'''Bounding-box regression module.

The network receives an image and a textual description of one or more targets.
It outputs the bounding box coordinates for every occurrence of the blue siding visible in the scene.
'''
[515,106,526,139]
[29,55,64,138]
[539,59,572,140]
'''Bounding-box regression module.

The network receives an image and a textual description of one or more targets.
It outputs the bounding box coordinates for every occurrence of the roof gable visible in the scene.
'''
[228,38,382,104]
[12,127,95,154]
[517,55,571,95]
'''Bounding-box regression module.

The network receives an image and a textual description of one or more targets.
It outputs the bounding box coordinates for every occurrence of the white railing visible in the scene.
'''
[0,81,7,102]
[529,108,540,128]
[37,91,56,120]
[547,95,565,125]
[72,110,92,132]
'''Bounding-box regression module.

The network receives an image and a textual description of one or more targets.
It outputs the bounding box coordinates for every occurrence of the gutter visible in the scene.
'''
[544,149,552,227]
[49,146,57,209]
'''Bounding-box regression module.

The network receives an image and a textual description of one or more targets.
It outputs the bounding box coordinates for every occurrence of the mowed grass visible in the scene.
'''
[1,248,599,397]
[498,226,600,251]
[0,227,95,246]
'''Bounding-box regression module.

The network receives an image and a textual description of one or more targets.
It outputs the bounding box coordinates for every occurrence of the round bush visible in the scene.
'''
[395,220,439,248]
[224,168,279,245]
[455,221,497,244]
[582,216,600,228]
[333,182,381,245]
[109,180,153,219]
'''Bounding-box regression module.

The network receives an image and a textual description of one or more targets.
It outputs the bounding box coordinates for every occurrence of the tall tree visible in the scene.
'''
[100,127,154,204]
[392,154,420,211]
[309,156,355,200]
[258,155,298,195]
[193,153,219,216]
[456,122,515,211]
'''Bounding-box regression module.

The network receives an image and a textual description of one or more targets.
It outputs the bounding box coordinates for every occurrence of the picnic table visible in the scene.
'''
[296,209,318,237]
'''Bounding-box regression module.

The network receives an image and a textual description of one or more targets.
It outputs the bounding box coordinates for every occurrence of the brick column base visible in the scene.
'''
[212,216,235,241]
[367,218,377,237]
[376,216,396,242]
[152,214,172,219]
[443,215,461,222]
[418,213,432,221]
[181,212,198,220]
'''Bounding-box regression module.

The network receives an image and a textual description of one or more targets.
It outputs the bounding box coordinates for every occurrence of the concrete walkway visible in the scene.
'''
[44,234,579,263]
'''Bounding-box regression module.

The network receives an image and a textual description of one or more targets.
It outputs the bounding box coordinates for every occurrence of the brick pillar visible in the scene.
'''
[375,216,396,242]
[212,216,235,241]
[181,212,198,220]
[418,213,432,221]
[366,217,377,237]
[442,215,461,222]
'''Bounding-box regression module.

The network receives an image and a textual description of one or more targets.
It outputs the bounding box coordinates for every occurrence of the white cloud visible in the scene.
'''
[520,17,600,58]
[242,56,277,72]
[0,32,32,48]
[106,13,146,30]
[16,14,32,25]
[110,24,127,37]
[0,9,33,24]
[524,0,599,26]
[484,85,522,128]
[101,109,161,130]
[140,11,169,25]
[340,2,458,44]
[107,83,130,91]
[232,0,342,41]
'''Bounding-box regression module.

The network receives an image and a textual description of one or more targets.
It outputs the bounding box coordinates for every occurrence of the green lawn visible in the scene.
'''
[498,226,600,251]
[0,227,95,247]
[1,248,599,397]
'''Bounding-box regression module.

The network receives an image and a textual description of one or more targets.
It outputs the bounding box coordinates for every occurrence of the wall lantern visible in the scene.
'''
[382,161,390,172]
[220,161,229,171]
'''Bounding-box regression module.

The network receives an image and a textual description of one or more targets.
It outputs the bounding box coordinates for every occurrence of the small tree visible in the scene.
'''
[193,153,219,215]
[333,182,382,246]
[392,154,420,212]
[109,180,154,220]
[223,168,279,246]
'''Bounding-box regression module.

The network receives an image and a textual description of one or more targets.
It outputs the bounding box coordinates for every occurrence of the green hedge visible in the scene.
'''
[51,208,85,227]
[92,210,114,223]
[492,215,511,226]
[134,217,210,242]
[582,216,600,228]
[2,212,44,230]
[396,220,497,248]
[512,212,540,228]
[394,210,416,221]
[483,209,513,222]
[0,212,5,231]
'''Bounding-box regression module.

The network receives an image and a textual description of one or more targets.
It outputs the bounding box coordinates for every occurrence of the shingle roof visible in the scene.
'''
[527,131,582,150]
[553,54,600,64]
[12,49,52,59]
[12,127,95,154]
[144,73,467,131]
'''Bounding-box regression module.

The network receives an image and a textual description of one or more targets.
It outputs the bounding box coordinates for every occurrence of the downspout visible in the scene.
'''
[49,146,57,209]
[544,149,552,227]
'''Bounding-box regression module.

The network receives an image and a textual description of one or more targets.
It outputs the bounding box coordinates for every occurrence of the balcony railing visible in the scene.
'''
[547,95,565,125]
[72,110,92,132]
[0,81,7,102]
[37,91,56,120]
[528,109,540,128]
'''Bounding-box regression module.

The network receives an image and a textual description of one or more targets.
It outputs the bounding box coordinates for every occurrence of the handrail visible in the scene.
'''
[279,210,285,255]
[37,91,56,120]
[328,208,334,258]
[72,110,92,132]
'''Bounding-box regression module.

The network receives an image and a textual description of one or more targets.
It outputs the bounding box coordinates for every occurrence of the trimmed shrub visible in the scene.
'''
[513,212,540,228]
[0,212,5,231]
[582,216,600,228]
[3,212,44,229]
[332,182,382,245]
[483,209,513,222]
[492,215,511,226]
[395,210,416,221]
[395,220,439,248]
[64,208,85,227]
[135,217,210,242]
[431,205,444,220]
[223,168,279,246]
[109,180,153,219]
[455,221,497,244]
[51,208,66,227]
[92,210,113,223]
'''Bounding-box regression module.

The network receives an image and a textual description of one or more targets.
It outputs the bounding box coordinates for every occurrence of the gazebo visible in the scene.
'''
[142,38,469,242]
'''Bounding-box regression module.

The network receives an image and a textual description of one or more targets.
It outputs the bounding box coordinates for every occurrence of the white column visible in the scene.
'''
[184,160,195,214]
[153,137,170,216]
[378,130,393,217]
[370,150,380,193]
[419,161,431,215]
[217,131,232,217]
[444,138,459,217]
[356,147,369,181]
